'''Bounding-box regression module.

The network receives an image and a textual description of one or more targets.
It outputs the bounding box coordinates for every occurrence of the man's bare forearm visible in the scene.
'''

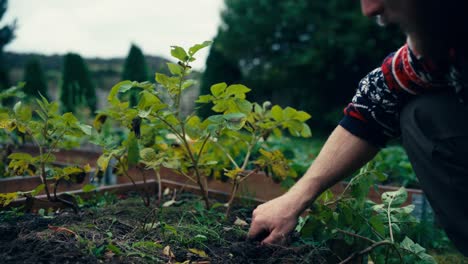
[284,125,379,216]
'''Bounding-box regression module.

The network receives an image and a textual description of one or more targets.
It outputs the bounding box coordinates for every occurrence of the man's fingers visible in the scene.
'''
[247,221,269,241]
[261,230,284,245]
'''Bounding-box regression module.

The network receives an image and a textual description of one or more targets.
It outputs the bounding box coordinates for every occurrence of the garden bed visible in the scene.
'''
[0,192,346,264]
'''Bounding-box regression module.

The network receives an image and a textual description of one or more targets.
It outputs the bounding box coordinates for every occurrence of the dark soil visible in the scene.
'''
[0,192,334,264]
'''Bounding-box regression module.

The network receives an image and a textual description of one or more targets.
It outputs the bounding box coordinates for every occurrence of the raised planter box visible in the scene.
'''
[3,147,429,216]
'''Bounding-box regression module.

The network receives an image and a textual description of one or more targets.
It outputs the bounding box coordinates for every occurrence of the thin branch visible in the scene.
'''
[335,228,377,244]
[241,136,259,170]
[195,133,211,165]
[339,240,393,264]
[113,155,136,186]
[215,142,239,169]
[238,168,259,183]
[177,170,197,184]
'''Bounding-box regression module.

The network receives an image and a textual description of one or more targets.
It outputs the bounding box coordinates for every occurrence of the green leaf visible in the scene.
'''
[82,184,96,193]
[108,81,132,104]
[283,107,297,119]
[155,73,170,86]
[119,82,135,93]
[234,99,252,114]
[31,184,45,196]
[295,111,311,122]
[93,113,107,132]
[97,154,111,171]
[271,105,283,121]
[62,112,79,124]
[226,84,251,98]
[188,41,212,56]
[78,124,92,136]
[196,94,213,104]
[32,154,56,164]
[300,123,312,138]
[382,187,407,207]
[210,83,227,97]
[186,116,203,139]
[224,112,247,130]
[212,100,228,113]
[369,215,385,236]
[13,101,32,122]
[0,192,19,207]
[137,91,166,112]
[399,237,436,263]
[182,79,196,90]
[106,244,122,255]
[8,152,33,161]
[167,62,183,75]
[170,46,188,61]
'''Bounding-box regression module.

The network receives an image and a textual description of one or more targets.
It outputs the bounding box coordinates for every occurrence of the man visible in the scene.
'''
[248,0,468,256]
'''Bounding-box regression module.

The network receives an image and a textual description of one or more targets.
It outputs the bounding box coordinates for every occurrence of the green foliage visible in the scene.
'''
[60,53,96,113]
[0,95,92,205]
[121,44,149,106]
[372,146,418,188]
[204,0,404,133]
[198,40,242,118]
[23,58,49,101]
[298,163,436,263]
[95,41,312,212]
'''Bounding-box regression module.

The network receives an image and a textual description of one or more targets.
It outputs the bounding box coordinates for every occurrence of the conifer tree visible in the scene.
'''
[60,53,96,113]
[0,0,16,91]
[23,58,49,100]
[121,44,148,106]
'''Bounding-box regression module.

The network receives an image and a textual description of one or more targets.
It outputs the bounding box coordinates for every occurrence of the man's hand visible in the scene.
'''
[248,126,378,245]
[248,194,302,245]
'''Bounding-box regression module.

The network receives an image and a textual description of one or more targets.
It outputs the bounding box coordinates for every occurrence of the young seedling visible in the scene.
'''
[94,41,214,207]
[297,163,436,263]
[0,95,92,209]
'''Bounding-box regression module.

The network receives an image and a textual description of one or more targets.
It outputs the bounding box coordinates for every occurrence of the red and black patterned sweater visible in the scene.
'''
[339,43,467,147]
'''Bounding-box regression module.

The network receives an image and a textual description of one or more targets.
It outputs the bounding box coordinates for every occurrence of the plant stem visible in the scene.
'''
[156,170,162,204]
[387,195,395,243]
[241,136,258,170]
[225,179,239,218]
[25,124,52,201]
[114,155,137,187]
[215,142,239,169]
[140,167,150,206]
[335,228,376,244]
[195,133,211,165]
[339,240,393,264]
[181,137,210,209]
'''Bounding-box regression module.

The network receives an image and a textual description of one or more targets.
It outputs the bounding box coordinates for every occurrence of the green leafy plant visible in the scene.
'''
[94,41,312,213]
[297,163,436,263]
[196,87,312,215]
[0,95,92,208]
[93,42,214,206]
[372,146,418,188]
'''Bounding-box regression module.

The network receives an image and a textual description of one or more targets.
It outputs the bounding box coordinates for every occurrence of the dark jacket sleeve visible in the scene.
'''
[339,67,402,148]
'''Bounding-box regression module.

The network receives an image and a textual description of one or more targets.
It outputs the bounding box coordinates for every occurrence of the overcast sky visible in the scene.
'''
[3,0,224,70]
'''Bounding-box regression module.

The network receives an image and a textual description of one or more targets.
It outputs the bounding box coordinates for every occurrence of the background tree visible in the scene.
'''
[203,0,404,135]
[121,44,148,106]
[0,0,15,91]
[23,58,49,101]
[60,53,96,113]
